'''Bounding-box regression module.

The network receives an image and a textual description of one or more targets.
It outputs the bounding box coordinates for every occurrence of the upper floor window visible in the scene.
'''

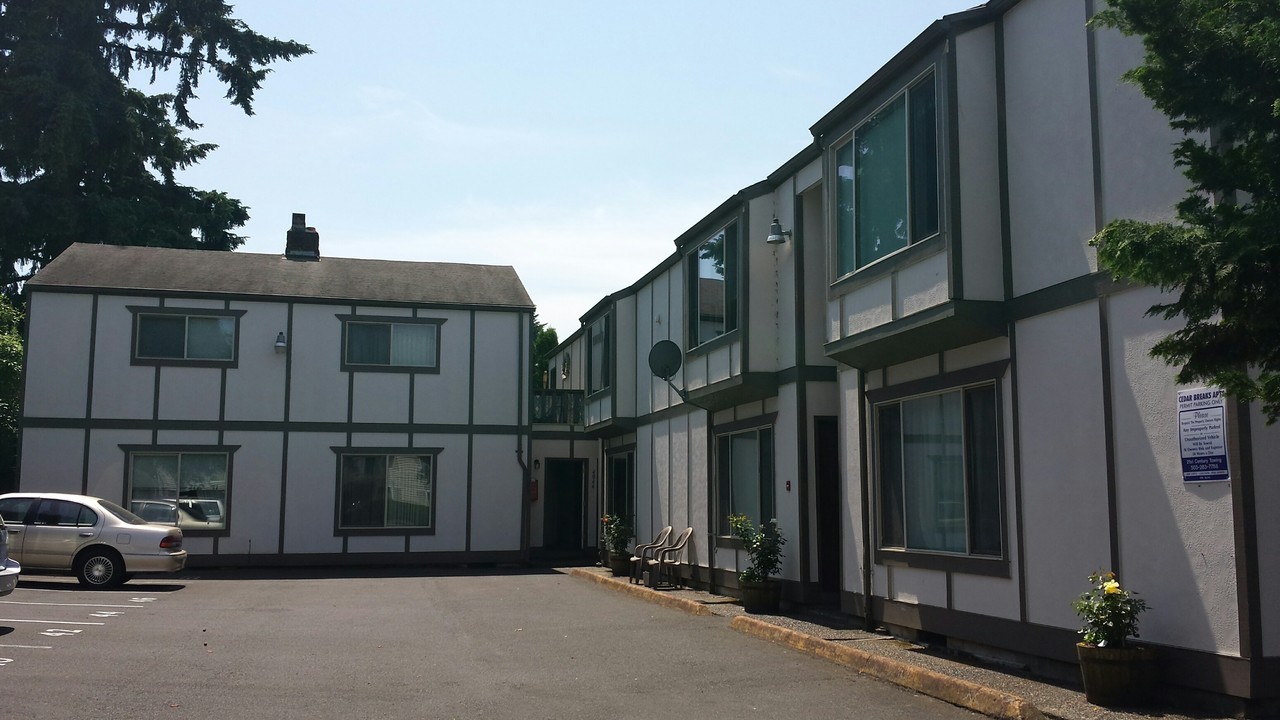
[587,315,610,394]
[835,69,939,277]
[338,315,444,373]
[130,307,244,366]
[689,221,739,347]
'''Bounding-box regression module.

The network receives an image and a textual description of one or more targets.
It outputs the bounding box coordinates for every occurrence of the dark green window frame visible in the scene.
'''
[714,420,774,538]
[835,68,940,278]
[128,306,246,368]
[333,447,441,535]
[688,221,739,349]
[337,314,445,373]
[867,361,1008,577]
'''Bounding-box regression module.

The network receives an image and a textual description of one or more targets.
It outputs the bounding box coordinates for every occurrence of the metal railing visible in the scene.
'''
[531,389,585,425]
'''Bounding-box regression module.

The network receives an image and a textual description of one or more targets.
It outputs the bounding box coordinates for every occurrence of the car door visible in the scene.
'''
[0,496,37,562]
[21,499,101,570]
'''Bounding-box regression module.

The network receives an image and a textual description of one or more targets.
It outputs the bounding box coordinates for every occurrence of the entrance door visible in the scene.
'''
[543,459,585,551]
[813,417,841,594]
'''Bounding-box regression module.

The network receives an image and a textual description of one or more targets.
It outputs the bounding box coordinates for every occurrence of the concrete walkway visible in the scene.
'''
[567,566,1231,720]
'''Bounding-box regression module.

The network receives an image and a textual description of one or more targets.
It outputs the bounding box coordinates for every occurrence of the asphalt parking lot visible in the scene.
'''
[1,567,981,719]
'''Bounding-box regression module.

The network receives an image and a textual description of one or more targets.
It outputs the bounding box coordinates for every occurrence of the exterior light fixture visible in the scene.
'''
[274,332,288,353]
[766,217,792,244]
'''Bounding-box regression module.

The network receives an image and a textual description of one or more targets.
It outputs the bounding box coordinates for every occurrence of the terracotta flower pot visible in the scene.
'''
[1076,642,1158,707]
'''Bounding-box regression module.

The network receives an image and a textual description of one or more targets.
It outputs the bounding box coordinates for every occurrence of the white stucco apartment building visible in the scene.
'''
[528,0,1278,712]
[20,216,535,567]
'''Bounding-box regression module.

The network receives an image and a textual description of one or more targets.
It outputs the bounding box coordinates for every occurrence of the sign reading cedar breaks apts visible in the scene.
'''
[1177,387,1230,484]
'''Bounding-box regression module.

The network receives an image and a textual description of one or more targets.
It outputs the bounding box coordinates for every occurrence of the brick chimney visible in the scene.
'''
[285,213,320,260]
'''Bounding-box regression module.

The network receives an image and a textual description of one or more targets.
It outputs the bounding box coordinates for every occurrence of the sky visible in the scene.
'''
[177,1,981,338]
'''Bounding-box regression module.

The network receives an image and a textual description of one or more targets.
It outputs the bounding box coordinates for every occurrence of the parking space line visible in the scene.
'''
[0,644,53,650]
[0,619,105,626]
[1,601,138,609]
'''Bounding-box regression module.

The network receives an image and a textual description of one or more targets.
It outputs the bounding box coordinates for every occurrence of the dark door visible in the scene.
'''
[814,417,841,594]
[543,459,585,551]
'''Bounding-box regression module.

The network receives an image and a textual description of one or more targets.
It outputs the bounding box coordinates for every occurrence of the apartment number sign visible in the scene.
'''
[1177,387,1230,484]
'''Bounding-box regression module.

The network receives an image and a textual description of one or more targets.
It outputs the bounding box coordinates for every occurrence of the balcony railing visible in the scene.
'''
[532,389,585,425]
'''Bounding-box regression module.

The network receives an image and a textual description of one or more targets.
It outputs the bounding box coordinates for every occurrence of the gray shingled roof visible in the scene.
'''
[28,243,534,309]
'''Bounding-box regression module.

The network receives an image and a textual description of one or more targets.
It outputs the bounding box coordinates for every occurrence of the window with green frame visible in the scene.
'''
[338,452,436,531]
[716,426,774,536]
[130,307,244,366]
[835,69,939,277]
[587,315,610,394]
[689,221,739,347]
[127,450,231,530]
[338,315,445,372]
[875,384,1001,557]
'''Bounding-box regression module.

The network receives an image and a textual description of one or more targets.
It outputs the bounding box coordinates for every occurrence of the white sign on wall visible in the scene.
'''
[1177,387,1230,483]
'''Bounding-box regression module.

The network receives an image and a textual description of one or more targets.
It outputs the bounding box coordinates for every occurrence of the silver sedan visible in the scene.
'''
[0,492,187,588]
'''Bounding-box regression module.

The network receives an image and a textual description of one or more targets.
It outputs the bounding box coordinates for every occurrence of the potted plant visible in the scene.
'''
[728,514,786,613]
[600,514,633,576]
[1072,570,1157,707]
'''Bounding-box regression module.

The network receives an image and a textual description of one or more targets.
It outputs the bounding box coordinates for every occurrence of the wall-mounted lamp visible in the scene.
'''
[533,459,541,471]
[766,217,792,245]
[274,332,288,353]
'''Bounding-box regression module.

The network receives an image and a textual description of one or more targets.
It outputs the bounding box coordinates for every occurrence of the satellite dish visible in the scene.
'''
[648,340,683,381]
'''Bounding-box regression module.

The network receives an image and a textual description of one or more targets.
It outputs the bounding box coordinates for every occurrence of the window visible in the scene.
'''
[33,499,97,527]
[587,315,610,394]
[876,384,1001,557]
[127,449,231,531]
[716,425,774,535]
[835,69,939,276]
[606,452,634,522]
[338,451,438,531]
[130,307,244,366]
[340,316,443,371]
[689,221,739,347]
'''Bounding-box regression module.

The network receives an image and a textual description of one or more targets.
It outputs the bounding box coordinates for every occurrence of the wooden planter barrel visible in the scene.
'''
[1076,643,1158,707]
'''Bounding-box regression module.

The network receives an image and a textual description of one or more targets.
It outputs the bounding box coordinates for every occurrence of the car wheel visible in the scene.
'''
[75,548,125,588]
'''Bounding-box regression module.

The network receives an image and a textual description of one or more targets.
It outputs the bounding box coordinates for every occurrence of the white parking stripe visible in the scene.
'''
[0,644,53,649]
[0,599,137,604]
[0,619,105,626]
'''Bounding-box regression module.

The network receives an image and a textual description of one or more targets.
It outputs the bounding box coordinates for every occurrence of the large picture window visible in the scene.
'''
[876,384,1001,558]
[689,221,739,347]
[587,315,610,394]
[130,307,244,366]
[716,425,774,536]
[338,451,437,531]
[339,315,443,372]
[835,69,939,276]
[126,449,232,531]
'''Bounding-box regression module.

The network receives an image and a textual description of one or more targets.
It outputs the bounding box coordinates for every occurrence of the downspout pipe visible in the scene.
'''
[858,370,875,631]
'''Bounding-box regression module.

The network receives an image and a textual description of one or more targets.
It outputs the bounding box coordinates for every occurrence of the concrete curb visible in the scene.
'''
[730,615,1045,720]
[567,567,713,616]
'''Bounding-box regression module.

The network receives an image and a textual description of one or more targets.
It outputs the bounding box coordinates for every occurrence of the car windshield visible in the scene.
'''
[99,499,150,525]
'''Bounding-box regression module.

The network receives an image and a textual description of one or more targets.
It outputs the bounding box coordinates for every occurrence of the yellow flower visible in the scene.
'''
[1103,580,1122,595]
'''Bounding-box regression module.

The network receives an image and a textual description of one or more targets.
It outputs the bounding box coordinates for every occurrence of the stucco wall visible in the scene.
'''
[954,22,1004,302]
[1004,0,1098,296]
[24,292,92,418]
[1109,286,1239,654]
[1016,302,1109,630]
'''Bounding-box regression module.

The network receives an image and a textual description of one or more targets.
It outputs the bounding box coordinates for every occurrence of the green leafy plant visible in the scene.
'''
[600,514,633,555]
[1072,571,1150,648]
[728,514,786,583]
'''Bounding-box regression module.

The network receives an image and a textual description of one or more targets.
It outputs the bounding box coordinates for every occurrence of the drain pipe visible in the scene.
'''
[857,370,874,631]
